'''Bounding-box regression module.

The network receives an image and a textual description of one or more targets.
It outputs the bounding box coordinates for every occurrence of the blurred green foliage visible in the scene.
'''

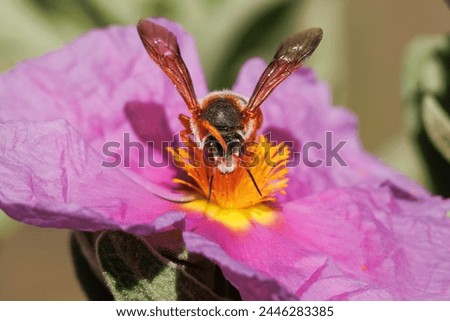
[402,34,450,197]
[0,211,19,239]
[0,0,348,97]
[0,0,309,90]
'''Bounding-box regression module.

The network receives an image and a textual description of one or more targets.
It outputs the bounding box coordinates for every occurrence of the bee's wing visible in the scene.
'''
[245,28,323,113]
[138,20,199,113]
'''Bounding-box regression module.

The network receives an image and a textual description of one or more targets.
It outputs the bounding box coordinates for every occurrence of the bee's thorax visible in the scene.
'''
[200,94,244,133]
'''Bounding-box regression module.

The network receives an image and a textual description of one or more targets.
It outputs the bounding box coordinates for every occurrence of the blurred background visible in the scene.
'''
[0,0,448,300]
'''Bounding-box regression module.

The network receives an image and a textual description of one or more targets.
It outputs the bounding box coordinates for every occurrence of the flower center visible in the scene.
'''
[169,135,290,230]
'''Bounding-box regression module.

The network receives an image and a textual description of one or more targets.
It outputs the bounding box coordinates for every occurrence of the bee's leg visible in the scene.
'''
[180,129,196,148]
[207,167,216,203]
[179,114,191,128]
[178,114,199,149]
[207,174,214,202]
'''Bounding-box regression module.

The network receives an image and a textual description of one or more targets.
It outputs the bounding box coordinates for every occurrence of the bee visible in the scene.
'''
[137,20,322,199]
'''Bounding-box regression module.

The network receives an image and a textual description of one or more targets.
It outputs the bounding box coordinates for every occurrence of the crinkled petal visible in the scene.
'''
[0,119,180,234]
[184,213,381,300]
[280,185,450,300]
[233,58,428,200]
[183,232,297,300]
[0,18,207,187]
[183,184,450,300]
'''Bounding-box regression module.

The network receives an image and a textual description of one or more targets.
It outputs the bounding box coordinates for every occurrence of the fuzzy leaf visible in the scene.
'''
[96,231,226,301]
[70,232,114,300]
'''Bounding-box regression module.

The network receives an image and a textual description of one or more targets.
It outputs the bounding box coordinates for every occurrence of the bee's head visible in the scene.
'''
[202,133,245,174]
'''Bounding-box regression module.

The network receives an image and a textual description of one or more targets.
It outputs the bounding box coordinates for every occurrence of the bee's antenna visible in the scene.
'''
[246,169,262,196]
[207,174,214,202]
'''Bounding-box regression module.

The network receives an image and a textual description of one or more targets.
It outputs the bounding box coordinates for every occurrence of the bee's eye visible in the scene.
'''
[227,139,241,156]
[203,136,224,165]
[227,134,245,156]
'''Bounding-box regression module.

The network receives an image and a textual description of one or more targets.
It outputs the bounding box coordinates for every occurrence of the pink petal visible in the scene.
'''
[233,58,428,200]
[184,184,450,300]
[0,119,179,233]
[183,232,297,300]
[281,186,450,299]
[0,18,207,187]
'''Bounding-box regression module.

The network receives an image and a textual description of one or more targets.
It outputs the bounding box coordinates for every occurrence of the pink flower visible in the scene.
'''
[1,18,450,300]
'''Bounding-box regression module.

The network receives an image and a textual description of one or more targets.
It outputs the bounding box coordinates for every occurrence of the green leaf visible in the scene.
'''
[402,34,450,197]
[422,95,450,163]
[96,231,227,301]
[70,232,114,300]
[208,0,304,90]
[402,35,448,102]
[402,35,448,135]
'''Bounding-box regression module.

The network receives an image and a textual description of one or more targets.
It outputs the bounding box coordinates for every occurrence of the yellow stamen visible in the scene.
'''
[168,135,290,231]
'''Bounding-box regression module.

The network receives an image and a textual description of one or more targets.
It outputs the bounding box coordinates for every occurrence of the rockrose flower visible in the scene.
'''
[1,18,450,300]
